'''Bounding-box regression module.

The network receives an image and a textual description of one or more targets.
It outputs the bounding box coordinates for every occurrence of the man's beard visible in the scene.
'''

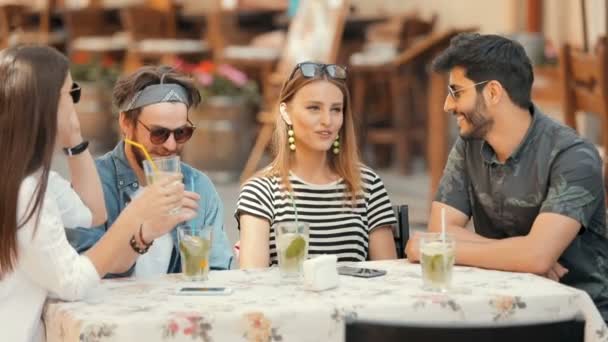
[132,145,148,169]
[455,96,493,140]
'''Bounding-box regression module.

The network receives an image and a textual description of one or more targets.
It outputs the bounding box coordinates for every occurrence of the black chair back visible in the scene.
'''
[393,205,410,258]
[345,318,585,342]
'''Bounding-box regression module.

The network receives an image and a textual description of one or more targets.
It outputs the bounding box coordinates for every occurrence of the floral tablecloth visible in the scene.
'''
[43,260,608,342]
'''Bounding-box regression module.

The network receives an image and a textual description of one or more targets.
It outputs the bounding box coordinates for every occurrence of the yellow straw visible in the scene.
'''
[125,139,158,172]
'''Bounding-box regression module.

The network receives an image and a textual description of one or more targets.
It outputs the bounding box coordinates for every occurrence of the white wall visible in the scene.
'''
[350,0,520,34]
[352,0,606,47]
[543,0,605,47]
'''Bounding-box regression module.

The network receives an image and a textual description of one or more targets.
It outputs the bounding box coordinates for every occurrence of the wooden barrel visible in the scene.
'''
[182,96,255,178]
[74,81,118,152]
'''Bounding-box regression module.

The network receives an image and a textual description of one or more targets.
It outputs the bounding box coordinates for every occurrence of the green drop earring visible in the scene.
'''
[288,125,296,151]
[333,134,340,154]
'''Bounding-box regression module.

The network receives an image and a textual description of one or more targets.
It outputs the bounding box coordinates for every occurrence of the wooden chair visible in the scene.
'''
[201,1,281,103]
[239,0,350,183]
[61,1,129,57]
[560,37,608,196]
[120,0,210,73]
[0,1,63,49]
[345,318,585,342]
[350,14,437,172]
[205,0,284,58]
[392,204,409,259]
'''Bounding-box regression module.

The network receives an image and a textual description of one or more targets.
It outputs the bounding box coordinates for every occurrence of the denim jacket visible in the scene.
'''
[65,141,233,277]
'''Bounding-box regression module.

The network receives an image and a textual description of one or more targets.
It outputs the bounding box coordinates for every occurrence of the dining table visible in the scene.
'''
[43,259,608,342]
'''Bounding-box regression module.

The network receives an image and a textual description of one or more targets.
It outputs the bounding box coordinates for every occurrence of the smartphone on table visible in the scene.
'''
[174,287,233,296]
[337,266,387,278]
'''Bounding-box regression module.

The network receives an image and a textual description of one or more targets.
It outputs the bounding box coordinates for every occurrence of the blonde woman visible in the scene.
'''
[236,62,397,268]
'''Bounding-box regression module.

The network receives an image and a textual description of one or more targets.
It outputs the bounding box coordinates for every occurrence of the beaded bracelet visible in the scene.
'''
[129,224,154,254]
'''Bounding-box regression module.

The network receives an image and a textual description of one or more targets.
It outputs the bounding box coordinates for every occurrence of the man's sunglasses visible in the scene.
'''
[138,119,196,145]
[70,82,81,104]
[287,62,347,82]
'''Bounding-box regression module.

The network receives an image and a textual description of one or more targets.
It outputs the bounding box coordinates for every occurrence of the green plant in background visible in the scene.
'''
[70,51,121,87]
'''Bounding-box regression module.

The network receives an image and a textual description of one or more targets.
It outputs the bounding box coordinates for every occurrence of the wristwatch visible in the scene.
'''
[63,140,89,156]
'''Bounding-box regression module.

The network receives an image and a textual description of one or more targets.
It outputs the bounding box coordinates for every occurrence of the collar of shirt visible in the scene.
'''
[109,141,141,195]
[480,104,541,166]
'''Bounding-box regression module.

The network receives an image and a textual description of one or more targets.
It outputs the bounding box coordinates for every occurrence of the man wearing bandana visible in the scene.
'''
[66,66,233,277]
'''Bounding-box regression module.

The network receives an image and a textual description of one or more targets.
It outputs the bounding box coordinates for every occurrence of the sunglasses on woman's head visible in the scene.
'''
[70,83,81,104]
[137,119,196,145]
[287,62,348,82]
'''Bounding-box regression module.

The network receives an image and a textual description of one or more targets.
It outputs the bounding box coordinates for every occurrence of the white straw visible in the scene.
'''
[441,207,446,242]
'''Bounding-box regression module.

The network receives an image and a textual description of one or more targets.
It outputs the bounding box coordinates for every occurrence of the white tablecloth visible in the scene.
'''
[43,260,608,342]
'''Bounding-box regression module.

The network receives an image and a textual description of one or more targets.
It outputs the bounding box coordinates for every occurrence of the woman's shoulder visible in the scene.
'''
[359,164,382,183]
[46,170,72,194]
[19,174,42,205]
[241,174,279,192]
[18,173,60,239]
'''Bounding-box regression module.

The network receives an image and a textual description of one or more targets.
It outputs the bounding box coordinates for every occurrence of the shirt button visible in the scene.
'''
[132,183,139,188]
[119,181,124,186]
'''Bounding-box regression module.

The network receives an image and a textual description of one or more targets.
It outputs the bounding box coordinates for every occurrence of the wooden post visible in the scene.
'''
[390,69,410,173]
[427,72,448,200]
[581,0,589,51]
[559,44,577,130]
[527,0,542,33]
[206,8,226,63]
[351,69,366,145]
[146,0,176,38]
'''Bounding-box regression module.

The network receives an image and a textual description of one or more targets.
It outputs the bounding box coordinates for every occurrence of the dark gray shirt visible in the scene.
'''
[436,105,608,320]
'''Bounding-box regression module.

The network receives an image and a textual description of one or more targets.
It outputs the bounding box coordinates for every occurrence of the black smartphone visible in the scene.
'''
[337,266,387,278]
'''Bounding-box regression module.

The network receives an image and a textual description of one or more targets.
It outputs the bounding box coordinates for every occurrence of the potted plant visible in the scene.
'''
[174,59,260,179]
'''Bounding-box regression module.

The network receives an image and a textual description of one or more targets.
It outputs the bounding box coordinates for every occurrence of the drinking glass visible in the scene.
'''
[275,222,309,282]
[177,225,212,281]
[419,232,455,292]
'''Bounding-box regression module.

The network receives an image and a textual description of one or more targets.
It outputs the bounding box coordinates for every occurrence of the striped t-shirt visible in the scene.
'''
[235,166,397,265]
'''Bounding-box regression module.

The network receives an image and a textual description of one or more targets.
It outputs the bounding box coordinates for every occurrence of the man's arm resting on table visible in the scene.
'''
[427,202,492,243]
[452,211,580,274]
[429,202,581,275]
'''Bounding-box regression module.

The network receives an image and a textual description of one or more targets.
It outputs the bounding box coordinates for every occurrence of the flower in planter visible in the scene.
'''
[173,59,260,105]
[70,51,121,88]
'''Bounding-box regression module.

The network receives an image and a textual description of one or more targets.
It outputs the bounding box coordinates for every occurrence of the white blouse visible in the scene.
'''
[47,171,92,229]
[0,174,100,342]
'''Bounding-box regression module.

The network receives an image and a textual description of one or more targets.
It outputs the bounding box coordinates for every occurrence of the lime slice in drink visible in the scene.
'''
[430,254,444,272]
[285,236,306,259]
[180,236,210,256]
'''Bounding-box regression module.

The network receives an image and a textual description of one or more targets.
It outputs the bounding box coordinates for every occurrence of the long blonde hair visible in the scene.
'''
[260,65,362,203]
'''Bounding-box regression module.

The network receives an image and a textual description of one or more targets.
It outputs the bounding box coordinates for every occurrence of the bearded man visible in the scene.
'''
[406,33,608,322]
[66,66,233,277]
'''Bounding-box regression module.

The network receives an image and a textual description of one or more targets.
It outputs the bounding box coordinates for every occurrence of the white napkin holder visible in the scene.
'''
[303,255,339,291]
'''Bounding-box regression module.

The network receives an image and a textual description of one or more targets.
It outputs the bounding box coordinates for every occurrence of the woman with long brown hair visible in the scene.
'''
[0,45,195,341]
[236,62,397,268]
